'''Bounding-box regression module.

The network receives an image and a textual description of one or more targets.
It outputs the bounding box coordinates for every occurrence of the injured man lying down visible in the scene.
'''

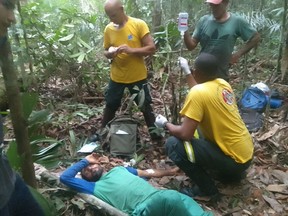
[60,153,213,216]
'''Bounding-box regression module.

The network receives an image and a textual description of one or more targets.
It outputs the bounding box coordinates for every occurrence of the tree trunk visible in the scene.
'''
[0,39,37,187]
[152,0,162,32]
[259,0,265,12]
[281,32,288,82]
[281,0,288,82]
[12,28,27,88]
[276,0,287,78]
[17,0,34,77]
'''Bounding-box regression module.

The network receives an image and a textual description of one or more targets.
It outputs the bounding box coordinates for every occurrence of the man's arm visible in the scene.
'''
[178,57,197,88]
[186,74,197,88]
[136,167,180,178]
[117,33,156,56]
[184,31,199,51]
[166,116,199,141]
[230,32,260,64]
[60,159,95,194]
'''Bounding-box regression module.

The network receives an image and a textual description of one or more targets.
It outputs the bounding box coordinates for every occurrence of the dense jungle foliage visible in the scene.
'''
[1,0,287,215]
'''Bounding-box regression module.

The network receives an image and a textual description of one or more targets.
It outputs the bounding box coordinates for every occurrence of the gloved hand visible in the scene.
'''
[155,114,168,128]
[178,57,191,75]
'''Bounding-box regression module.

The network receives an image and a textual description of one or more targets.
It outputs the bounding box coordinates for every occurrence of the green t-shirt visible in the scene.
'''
[94,166,157,215]
[193,13,257,80]
[94,167,213,216]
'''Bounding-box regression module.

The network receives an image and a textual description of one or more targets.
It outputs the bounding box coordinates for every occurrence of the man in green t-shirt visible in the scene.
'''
[60,153,213,216]
[184,0,260,81]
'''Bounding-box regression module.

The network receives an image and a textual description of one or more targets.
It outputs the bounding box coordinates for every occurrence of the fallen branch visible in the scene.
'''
[78,193,128,216]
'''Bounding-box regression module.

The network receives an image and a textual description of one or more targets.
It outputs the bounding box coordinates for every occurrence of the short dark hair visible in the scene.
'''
[81,167,103,182]
[195,53,219,78]
[1,0,15,9]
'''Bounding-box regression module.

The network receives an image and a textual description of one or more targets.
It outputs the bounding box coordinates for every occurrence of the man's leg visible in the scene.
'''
[101,80,125,128]
[0,205,9,216]
[165,136,251,195]
[178,192,214,216]
[128,80,160,140]
[7,174,44,216]
[165,136,218,196]
[132,190,212,216]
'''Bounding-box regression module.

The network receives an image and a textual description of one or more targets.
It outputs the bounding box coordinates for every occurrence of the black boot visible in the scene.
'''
[142,104,162,141]
[101,107,116,128]
[176,160,219,197]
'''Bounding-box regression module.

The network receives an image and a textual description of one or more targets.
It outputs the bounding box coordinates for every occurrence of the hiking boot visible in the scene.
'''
[102,107,116,128]
[89,134,101,142]
[180,185,221,202]
[217,171,247,184]
[149,127,164,143]
[95,127,109,149]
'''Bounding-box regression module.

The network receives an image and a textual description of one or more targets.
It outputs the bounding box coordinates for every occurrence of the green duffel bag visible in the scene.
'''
[108,116,139,157]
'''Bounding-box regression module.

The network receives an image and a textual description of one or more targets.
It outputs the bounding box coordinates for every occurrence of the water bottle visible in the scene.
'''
[178,12,189,37]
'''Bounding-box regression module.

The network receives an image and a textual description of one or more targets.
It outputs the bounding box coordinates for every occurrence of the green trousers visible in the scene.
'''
[132,190,213,216]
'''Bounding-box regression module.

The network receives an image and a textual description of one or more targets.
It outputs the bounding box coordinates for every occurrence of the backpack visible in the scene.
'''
[107,116,139,157]
[238,87,268,132]
[239,109,264,133]
[239,87,268,113]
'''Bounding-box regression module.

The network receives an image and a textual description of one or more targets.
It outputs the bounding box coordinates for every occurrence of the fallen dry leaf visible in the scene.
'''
[266,184,288,194]
[257,124,280,141]
[159,176,170,185]
[262,195,283,213]
[272,170,288,184]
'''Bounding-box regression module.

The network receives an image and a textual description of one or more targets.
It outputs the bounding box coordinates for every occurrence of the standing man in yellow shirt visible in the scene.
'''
[102,0,159,140]
[155,53,254,200]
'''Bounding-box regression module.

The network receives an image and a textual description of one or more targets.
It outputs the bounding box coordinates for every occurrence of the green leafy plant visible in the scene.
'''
[7,92,63,170]
[132,153,145,166]
[15,0,109,97]
[28,185,57,216]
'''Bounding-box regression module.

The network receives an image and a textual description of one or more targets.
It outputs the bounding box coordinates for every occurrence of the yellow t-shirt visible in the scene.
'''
[180,79,254,163]
[103,17,149,83]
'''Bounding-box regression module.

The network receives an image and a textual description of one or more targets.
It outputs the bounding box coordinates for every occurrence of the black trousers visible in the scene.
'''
[0,174,44,216]
[165,136,252,195]
[103,79,156,130]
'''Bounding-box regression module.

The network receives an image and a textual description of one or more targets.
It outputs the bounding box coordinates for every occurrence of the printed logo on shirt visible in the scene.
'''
[222,89,234,105]
[128,34,133,40]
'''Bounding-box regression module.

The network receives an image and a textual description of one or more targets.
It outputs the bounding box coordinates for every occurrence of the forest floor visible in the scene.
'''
[32,59,288,216]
